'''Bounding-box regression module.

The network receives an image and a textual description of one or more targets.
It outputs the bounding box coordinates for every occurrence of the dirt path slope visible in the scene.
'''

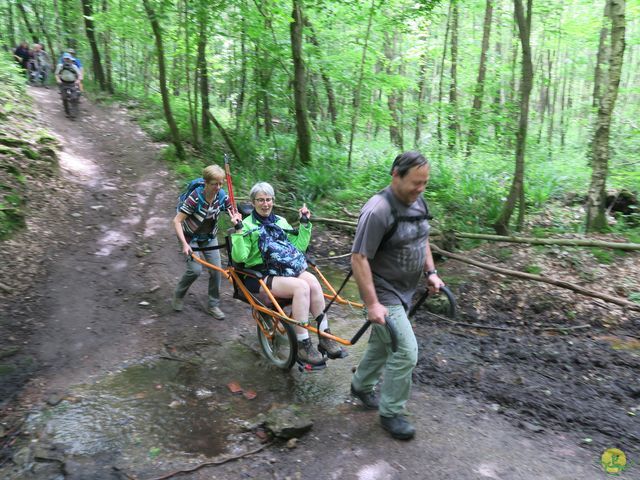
[0,89,633,479]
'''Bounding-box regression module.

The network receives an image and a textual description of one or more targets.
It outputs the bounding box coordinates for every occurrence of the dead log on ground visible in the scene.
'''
[431,245,640,312]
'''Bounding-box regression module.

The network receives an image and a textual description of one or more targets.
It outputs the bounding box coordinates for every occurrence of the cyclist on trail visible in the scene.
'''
[59,49,84,91]
[230,181,347,366]
[54,53,81,87]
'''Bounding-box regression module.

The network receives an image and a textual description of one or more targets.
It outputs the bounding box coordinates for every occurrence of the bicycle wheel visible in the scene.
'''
[255,310,297,370]
[62,95,70,116]
[69,93,79,118]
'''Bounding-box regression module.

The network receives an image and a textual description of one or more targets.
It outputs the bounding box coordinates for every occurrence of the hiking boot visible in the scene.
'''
[318,329,348,359]
[380,415,415,440]
[297,338,324,366]
[208,306,225,320]
[350,384,379,410]
[172,295,184,312]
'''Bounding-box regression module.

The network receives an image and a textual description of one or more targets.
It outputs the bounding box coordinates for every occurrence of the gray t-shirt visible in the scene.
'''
[351,187,431,308]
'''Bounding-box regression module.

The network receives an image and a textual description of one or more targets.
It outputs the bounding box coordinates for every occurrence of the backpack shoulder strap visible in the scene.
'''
[376,189,432,252]
[377,189,399,252]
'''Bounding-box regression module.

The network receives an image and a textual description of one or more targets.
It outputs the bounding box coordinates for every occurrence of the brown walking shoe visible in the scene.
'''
[318,329,348,359]
[297,338,324,365]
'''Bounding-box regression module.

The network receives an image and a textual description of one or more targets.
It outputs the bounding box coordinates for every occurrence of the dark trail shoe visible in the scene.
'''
[171,295,184,312]
[350,384,379,410]
[297,338,324,365]
[380,415,415,440]
[318,329,348,359]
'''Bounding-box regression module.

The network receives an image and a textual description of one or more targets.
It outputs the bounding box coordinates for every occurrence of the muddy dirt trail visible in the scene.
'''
[0,89,635,479]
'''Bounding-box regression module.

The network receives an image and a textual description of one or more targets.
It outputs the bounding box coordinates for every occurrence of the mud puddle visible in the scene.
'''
[21,271,369,471]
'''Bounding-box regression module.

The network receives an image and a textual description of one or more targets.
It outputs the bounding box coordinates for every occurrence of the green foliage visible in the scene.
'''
[7,0,634,243]
[590,248,615,265]
[524,265,542,275]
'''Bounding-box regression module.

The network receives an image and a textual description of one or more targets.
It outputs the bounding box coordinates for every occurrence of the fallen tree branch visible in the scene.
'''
[313,252,351,261]
[454,232,640,251]
[138,442,273,480]
[423,310,515,331]
[533,324,591,332]
[205,109,242,162]
[431,245,640,312]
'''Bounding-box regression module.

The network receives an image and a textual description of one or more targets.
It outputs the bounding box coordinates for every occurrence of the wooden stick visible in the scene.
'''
[138,442,273,480]
[431,245,640,311]
[453,232,640,251]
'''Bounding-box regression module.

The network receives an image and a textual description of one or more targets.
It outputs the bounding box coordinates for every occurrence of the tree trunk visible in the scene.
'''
[197,9,212,146]
[466,0,493,156]
[31,2,55,56]
[436,0,452,146]
[5,1,16,49]
[447,0,460,151]
[347,0,376,168]
[493,0,533,235]
[536,49,551,144]
[414,49,429,148]
[384,30,403,150]
[182,0,196,147]
[585,0,626,232]
[306,22,342,146]
[81,0,107,91]
[52,0,63,50]
[593,1,611,108]
[16,2,38,43]
[101,0,114,93]
[59,0,75,48]
[290,0,312,165]
[142,0,185,160]
[235,11,247,133]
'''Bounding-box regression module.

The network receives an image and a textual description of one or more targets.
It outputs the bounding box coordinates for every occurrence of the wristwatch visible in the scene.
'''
[425,269,438,277]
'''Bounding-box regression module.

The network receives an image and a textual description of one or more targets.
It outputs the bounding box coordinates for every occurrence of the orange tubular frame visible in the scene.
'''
[190,254,362,347]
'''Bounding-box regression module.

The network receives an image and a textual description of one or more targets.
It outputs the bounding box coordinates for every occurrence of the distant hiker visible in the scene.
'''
[230,182,347,366]
[31,43,51,84]
[350,151,444,440]
[172,165,239,320]
[13,41,31,70]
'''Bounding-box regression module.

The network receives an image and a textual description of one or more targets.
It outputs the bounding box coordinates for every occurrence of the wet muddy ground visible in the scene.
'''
[0,87,638,479]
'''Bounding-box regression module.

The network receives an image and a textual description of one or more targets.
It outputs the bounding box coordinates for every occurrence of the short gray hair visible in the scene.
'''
[249,182,275,201]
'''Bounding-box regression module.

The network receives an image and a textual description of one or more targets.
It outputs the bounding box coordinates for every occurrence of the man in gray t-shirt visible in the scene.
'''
[350,151,445,440]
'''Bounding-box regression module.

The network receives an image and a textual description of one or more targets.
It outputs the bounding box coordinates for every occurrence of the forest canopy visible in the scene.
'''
[2,0,638,236]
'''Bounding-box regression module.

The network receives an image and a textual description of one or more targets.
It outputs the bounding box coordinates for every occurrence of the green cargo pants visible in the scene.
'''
[351,304,418,417]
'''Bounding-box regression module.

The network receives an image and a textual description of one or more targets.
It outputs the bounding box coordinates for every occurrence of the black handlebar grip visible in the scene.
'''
[350,320,371,345]
[349,318,398,353]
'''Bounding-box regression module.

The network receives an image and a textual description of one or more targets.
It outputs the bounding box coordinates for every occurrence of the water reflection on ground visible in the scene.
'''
[26,266,369,463]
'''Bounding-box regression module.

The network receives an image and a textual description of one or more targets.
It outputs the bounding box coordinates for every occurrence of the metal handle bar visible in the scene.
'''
[408,284,457,319]
[349,316,398,352]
